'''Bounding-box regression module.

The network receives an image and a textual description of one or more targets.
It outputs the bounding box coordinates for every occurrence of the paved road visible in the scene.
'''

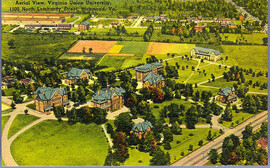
[171,111,267,166]
[132,16,144,27]
[184,60,201,83]
[224,0,261,23]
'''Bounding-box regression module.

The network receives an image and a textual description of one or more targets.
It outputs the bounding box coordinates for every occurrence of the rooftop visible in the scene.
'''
[91,86,126,104]
[135,62,164,73]
[132,121,153,132]
[218,87,235,97]
[34,86,67,101]
[143,72,164,85]
[66,67,91,80]
[193,47,221,56]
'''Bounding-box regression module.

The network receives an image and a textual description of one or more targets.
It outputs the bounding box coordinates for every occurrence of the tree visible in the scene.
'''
[208,149,219,164]
[171,122,182,135]
[53,106,65,121]
[24,109,28,115]
[113,132,129,161]
[114,113,134,135]
[221,106,233,121]
[192,90,200,103]
[89,48,93,53]
[242,125,253,139]
[163,127,173,142]
[164,141,172,150]
[142,131,157,152]
[198,140,203,146]
[11,101,16,109]
[8,39,15,49]
[207,130,213,141]
[185,106,198,129]
[150,148,170,165]
[104,148,121,166]
[106,123,114,135]
[189,144,193,151]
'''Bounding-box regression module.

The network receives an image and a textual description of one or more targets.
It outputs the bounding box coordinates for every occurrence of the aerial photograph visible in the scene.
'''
[1,0,268,166]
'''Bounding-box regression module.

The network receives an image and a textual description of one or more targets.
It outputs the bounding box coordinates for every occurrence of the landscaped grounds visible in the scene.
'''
[11,120,109,166]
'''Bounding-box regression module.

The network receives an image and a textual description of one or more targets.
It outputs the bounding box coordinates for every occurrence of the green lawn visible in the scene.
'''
[98,56,127,71]
[117,41,149,54]
[11,120,109,166]
[220,33,268,45]
[187,64,227,84]
[74,14,89,24]
[2,87,16,96]
[220,110,255,128]
[165,128,221,164]
[2,108,15,115]
[194,87,219,95]
[123,147,152,166]
[150,98,194,119]
[2,102,11,111]
[201,74,268,93]
[64,17,79,23]
[222,45,268,72]
[8,114,40,138]
[24,96,34,103]
[2,116,10,133]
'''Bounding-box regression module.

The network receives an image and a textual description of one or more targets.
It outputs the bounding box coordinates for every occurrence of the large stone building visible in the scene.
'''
[34,87,69,113]
[191,47,222,62]
[216,87,237,104]
[135,62,165,88]
[130,121,153,139]
[65,68,92,85]
[91,86,126,112]
[78,21,89,31]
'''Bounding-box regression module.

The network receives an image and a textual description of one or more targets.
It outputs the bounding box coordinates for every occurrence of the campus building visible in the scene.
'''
[216,87,237,104]
[34,87,69,113]
[78,21,89,30]
[65,68,92,85]
[91,86,126,112]
[130,121,153,139]
[191,47,222,62]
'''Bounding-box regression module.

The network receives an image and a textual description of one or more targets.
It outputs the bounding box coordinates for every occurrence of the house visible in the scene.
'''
[65,68,92,85]
[257,138,268,151]
[228,22,237,29]
[19,78,32,85]
[56,23,72,31]
[160,14,167,21]
[135,62,165,88]
[194,25,206,32]
[34,86,69,113]
[130,121,153,139]
[78,21,89,31]
[216,87,237,104]
[218,18,231,22]
[109,22,118,27]
[191,47,222,62]
[91,86,126,112]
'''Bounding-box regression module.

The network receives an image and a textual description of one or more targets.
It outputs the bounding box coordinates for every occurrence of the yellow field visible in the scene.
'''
[108,45,124,53]
[147,42,195,55]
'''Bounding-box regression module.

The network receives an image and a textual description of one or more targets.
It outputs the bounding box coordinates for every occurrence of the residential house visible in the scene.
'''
[78,21,89,31]
[34,86,69,113]
[65,68,92,85]
[130,121,153,139]
[191,47,222,62]
[257,138,268,152]
[142,72,165,88]
[91,86,126,112]
[216,87,237,104]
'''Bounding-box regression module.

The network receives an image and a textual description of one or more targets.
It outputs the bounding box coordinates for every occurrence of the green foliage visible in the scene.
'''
[208,149,219,164]
[150,148,170,166]
[114,113,134,134]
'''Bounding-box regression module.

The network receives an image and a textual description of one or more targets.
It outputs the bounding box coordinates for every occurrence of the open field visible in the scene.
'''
[59,53,104,61]
[220,33,268,45]
[117,41,149,54]
[8,114,40,139]
[2,116,10,133]
[222,45,268,72]
[11,120,109,166]
[147,42,195,55]
[68,40,117,53]
[2,109,15,115]
[123,147,152,166]
[2,33,77,62]
[164,128,221,164]
[108,45,124,53]
[64,17,79,23]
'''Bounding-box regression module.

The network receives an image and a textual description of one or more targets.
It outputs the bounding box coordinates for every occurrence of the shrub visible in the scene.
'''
[189,133,194,136]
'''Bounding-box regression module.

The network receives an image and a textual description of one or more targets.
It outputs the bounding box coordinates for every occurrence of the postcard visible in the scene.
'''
[1,0,268,166]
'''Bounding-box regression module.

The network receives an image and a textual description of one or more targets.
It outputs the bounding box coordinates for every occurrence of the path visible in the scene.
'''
[101,124,113,149]
[172,111,267,166]
[71,15,81,24]
[131,16,143,27]
[184,60,201,83]
[9,26,21,33]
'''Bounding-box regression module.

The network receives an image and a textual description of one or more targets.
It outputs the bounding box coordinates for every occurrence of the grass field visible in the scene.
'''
[74,14,90,24]
[59,52,104,61]
[108,45,124,53]
[187,64,227,84]
[98,56,128,71]
[147,42,195,55]
[117,41,149,54]
[11,120,109,166]
[8,114,40,139]
[2,116,10,133]
[2,108,15,115]
[220,33,267,45]
[64,17,79,23]
[123,147,152,166]
[222,45,268,72]
[165,128,221,164]
[220,111,255,128]
[68,40,117,53]
[201,74,268,93]
[2,33,77,62]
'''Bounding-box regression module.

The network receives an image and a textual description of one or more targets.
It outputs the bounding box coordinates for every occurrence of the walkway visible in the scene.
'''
[101,124,113,149]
